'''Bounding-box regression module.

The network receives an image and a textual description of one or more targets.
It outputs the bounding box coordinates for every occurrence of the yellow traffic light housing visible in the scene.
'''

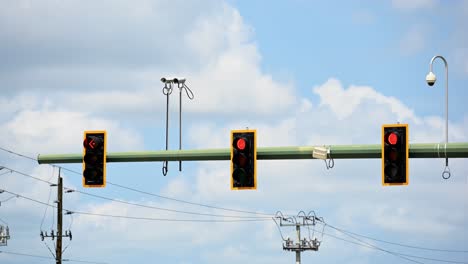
[231,129,257,190]
[382,124,409,186]
[83,130,107,188]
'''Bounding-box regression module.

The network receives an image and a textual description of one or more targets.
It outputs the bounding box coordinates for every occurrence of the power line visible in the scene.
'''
[66,188,271,219]
[1,165,271,220]
[0,249,52,260]
[0,250,109,264]
[0,170,12,177]
[71,210,271,222]
[2,146,466,256]
[0,165,54,185]
[324,231,468,264]
[1,189,57,209]
[106,181,273,216]
[63,258,109,264]
[0,146,38,162]
[0,146,274,217]
[327,225,468,253]
[325,226,425,264]
[40,166,57,232]
[0,188,271,223]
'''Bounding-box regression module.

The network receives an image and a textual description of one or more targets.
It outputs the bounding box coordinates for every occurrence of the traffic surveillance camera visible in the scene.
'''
[426,72,436,86]
[173,78,186,84]
[161,77,167,83]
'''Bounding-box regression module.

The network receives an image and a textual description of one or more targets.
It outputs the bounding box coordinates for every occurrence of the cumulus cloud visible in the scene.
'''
[0,0,296,118]
[181,77,468,238]
[313,78,421,123]
[0,1,467,263]
[0,108,144,154]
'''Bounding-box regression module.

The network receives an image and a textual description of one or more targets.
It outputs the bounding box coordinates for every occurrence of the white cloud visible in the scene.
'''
[2,86,467,262]
[0,0,296,118]
[181,77,468,239]
[313,78,421,124]
[0,1,467,263]
[1,109,144,154]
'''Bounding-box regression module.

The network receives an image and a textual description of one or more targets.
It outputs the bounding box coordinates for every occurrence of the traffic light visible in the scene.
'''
[382,124,409,186]
[82,131,107,188]
[231,130,257,190]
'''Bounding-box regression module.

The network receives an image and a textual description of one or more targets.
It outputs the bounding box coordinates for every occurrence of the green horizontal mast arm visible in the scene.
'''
[37,142,468,164]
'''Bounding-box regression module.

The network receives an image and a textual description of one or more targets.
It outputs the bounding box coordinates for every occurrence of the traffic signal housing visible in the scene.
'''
[83,131,107,188]
[231,130,257,190]
[382,124,409,186]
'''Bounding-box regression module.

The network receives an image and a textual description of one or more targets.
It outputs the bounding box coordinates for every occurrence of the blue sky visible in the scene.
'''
[0,0,467,264]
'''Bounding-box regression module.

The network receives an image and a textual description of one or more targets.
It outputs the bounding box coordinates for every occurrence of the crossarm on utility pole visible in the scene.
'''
[37,142,468,164]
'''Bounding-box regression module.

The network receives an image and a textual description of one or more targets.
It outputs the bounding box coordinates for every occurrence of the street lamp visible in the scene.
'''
[425,55,450,179]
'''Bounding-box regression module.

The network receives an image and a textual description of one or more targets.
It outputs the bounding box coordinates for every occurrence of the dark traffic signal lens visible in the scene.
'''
[231,130,257,190]
[382,125,408,186]
[83,131,107,188]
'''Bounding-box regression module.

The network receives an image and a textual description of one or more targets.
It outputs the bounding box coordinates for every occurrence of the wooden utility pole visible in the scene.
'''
[39,168,71,262]
[56,172,63,264]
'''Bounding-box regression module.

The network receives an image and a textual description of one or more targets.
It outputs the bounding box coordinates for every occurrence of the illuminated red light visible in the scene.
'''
[236,138,246,150]
[388,133,398,145]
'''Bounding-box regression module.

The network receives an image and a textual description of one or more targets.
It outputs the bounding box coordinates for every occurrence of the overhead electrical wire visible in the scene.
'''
[2,146,467,255]
[106,181,273,216]
[0,146,274,217]
[326,225,425,264]
[0,165,271,220]
[0,146,38,162]
[70,210,271,222]
[40,166,55,231]
[0,249,109,264]
[66,188,271,219]
[0,250,52,260]
[325,223,468,264]
[328,224,468,253]
[0,170,12,177]
[323,231,468,264]
[0,189,270,223]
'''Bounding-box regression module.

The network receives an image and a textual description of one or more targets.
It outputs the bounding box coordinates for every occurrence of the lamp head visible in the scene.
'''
[426,72,436,86]
[173,78,186,84]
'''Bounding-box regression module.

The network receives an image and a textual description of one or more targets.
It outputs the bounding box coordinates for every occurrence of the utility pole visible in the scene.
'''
[40,168,71,263]
[56,174,63,264]
[295,224,301,264]
[275,212,323,264]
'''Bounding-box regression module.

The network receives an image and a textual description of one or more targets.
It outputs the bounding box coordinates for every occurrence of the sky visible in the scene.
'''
[0,0,467,263]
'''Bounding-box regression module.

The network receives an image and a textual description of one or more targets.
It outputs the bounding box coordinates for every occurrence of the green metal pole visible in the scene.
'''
[37,142,468,164]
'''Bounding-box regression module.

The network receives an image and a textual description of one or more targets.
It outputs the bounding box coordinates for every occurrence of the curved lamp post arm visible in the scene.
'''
[428,55,450,178]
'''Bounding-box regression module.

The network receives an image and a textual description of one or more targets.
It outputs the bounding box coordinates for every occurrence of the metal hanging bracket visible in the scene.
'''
[160,77,194,175]
[312,146,334,169]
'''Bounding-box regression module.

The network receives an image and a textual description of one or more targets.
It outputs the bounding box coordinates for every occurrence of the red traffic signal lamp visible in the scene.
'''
[382,124,409,186]
[83,131,107,188]
[231,130,257,190]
